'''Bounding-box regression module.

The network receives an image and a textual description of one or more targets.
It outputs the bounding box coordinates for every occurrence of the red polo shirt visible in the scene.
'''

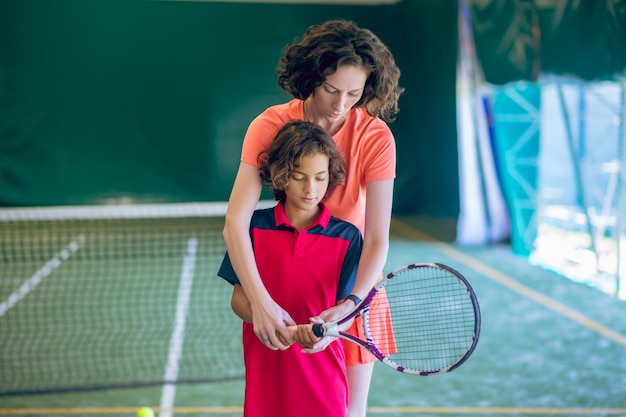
[218,201,362,417]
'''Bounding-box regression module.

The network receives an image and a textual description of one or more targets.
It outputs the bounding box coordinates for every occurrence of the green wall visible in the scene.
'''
[470,0,626,85]
[0,0,460,217]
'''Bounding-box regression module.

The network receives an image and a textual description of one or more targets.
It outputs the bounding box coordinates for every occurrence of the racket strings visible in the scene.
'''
[366,266,478,374]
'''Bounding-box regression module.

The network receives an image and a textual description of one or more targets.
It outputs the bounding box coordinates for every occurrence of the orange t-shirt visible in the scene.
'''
[241,99,396,234]
[241,99,397,365]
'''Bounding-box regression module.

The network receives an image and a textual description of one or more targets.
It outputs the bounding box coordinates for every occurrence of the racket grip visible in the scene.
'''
[311,323,324,337]
[287,324,325,337]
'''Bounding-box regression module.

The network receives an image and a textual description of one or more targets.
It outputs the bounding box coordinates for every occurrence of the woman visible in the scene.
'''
[223,19,403,417]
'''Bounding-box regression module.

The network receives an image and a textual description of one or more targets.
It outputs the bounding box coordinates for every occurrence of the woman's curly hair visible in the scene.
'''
[277,20,404,123]
[258,120,346,202]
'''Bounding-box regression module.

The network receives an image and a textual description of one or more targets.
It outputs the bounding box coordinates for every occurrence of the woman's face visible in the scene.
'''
[309,65,368,126]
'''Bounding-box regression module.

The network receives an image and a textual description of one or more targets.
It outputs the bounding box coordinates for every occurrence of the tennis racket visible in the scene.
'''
[298,263,481,376]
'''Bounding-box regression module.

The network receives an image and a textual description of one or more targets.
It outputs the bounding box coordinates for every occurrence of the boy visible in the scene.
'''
[218,120,362,417]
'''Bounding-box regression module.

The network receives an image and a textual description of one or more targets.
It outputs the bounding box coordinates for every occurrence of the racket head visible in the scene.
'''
[362,262,481,375]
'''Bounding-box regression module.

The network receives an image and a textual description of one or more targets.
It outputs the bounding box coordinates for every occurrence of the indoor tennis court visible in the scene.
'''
[1,0,625,416]
[1,215,625,415]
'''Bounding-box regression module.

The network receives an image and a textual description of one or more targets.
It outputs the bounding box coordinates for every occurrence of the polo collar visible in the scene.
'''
[273,201,331,230]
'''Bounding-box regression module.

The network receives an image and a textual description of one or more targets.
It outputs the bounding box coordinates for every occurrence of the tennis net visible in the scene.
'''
[0,201,274,396]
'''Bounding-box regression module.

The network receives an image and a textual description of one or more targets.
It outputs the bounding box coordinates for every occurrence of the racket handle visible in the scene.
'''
[311,323,324,338]
[287,324,325,338]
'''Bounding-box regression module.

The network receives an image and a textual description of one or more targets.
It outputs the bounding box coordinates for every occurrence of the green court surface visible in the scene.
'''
[1,216,625,417]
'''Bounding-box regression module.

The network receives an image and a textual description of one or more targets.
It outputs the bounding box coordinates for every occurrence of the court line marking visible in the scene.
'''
[0,235,85,317]
[2,225,623,415]
[2,407,626,415]
[159,238,199,417]
[390,219,626,348]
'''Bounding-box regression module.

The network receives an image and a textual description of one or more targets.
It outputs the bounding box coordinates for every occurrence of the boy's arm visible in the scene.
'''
[231,284,252,323]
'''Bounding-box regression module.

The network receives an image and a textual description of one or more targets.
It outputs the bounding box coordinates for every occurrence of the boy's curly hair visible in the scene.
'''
[258,120,346,202]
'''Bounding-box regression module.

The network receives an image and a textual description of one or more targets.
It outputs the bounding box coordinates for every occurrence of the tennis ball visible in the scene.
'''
[137,407,155,417]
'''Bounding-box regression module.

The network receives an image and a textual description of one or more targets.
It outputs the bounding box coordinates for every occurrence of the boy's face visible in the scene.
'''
[284,152,330,212]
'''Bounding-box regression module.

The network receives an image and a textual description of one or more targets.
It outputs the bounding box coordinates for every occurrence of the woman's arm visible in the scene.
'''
[222,161,295,350]
[232,283,294,347]
[315,179,394,323]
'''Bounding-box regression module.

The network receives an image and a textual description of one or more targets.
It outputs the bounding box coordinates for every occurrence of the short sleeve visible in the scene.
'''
[217,252,240,285]
[241,101,302,167]
[336,225,363,300]
[361,118,396,184]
